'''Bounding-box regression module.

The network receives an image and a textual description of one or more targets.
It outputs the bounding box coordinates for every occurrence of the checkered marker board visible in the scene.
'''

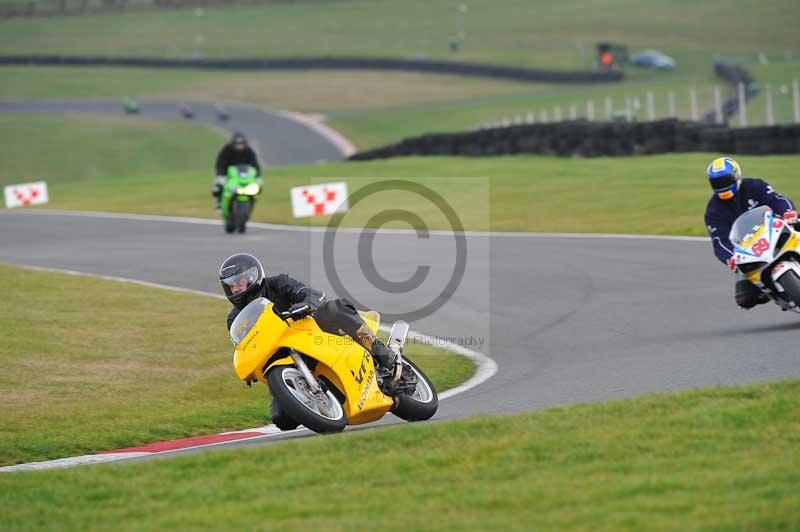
[290,182,349,218]
[4,181,48,209]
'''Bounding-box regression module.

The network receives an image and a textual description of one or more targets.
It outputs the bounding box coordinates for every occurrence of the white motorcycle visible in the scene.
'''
[730,205,800,311]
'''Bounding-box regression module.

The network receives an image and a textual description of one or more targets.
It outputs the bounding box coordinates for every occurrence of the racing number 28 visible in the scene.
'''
[751,238,770,257]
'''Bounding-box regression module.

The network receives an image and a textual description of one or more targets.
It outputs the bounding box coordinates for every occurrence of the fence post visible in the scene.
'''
[568,104,577,120]
[714,86,723,124]
[539,110,549,123]
[689,88,698,121]
[765,84,775,126]
[525,111,535,124]
[646,91,655,120]
[587,100,595,120]
[793,79,800,123]
[553,106,562,122]
[667,91,676,117]
[624,96,632,122]
[513,115,522,125]
[604,96,613,119]
[737,82,747,127]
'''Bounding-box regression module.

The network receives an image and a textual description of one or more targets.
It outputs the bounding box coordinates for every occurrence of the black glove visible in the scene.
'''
[279,302,315,321]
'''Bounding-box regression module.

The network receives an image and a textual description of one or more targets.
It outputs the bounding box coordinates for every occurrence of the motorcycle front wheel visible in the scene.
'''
[777,270,800,306]
[391,357,439,422]
[267,366,346,434]
[223,203,236,233]
[235,199,252,233]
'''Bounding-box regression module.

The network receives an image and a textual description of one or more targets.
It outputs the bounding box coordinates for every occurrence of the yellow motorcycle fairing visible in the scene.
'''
[745,231,800,284]
[232,301,392,425]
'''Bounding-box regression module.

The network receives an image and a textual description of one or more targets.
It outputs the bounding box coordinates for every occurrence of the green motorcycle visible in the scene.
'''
[221,165,262,234]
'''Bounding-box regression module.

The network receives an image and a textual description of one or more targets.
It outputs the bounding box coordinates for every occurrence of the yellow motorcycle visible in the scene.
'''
[230,297,438,433]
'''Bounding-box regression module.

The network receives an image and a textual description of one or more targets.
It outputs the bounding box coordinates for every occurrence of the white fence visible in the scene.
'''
[477,79,800,130]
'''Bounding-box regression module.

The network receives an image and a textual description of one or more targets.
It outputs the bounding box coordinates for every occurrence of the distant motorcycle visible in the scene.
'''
[215,104,230,121]
[731,205,800,311]
[179,104,194,119]
[221,164,261,234]
[123,99,140,114]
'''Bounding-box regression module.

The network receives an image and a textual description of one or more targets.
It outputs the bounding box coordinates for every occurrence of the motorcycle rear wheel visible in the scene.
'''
[391,357,438,422]
[777,270,800,307]
[267,366,346,434]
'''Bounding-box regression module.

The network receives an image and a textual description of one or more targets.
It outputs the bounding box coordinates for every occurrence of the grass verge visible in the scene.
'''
[1,379,798,530]
[3,117,799,236]
[0,264,474,466]
[0,114,224,186]
[2,60,797,150]
[0,66,542,114]
[0,0,795,69]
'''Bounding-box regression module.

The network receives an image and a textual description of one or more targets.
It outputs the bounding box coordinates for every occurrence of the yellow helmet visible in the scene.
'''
[707,157,742,200]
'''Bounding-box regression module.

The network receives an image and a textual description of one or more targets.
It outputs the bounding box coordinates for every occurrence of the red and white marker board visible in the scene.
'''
[290,182,348,218]
[4,181,48,209]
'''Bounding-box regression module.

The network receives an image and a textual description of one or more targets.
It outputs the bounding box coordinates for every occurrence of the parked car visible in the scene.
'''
[630,50,676,71]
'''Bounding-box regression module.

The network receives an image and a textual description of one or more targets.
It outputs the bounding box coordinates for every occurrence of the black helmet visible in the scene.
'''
[219,253,264,307]
[231,132,247,146]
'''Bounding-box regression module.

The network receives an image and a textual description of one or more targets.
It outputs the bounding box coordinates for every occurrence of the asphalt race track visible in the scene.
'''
[2,211,800,455]
[2,101,800,464]
[0,100,347,165]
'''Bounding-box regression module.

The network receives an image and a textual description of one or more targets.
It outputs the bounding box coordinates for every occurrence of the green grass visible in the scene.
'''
[3,117,799,235]
[0,114,224,186]
[331,62,800,148]
[0,66,539,113]
[0,264,474,466]
[1,1,797,149]
[232,153,800,235]
[2,379,798,531]
[1,61,795,150]
[0,0,796,69]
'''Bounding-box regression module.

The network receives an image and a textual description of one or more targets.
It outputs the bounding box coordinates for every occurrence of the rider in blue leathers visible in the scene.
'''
[704,157,797,309]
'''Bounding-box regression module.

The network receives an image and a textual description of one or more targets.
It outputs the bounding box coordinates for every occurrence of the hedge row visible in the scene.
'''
[349,119,800,160]
[0,55,624,84]
[1,0,292,19]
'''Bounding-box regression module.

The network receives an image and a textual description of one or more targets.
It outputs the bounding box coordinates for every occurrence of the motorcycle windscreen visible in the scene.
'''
[729,205,772,246]
[229,297,272,345]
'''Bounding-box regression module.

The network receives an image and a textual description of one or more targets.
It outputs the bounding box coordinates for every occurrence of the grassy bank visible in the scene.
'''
[0,264,474,465]
[3,118,799,235]
[0,66,536,114]
[2,61,797,150]
[1,0,797,149]
[2,379,798,530]
[331,61,800,148]
[0,114,224,186]
[0,0,795,69]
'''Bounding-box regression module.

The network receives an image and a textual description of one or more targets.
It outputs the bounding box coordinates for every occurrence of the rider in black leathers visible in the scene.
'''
[219,253,399,384]
[211,132,261,210]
